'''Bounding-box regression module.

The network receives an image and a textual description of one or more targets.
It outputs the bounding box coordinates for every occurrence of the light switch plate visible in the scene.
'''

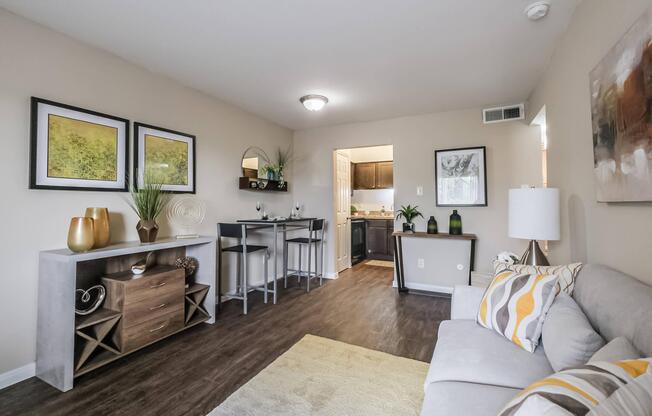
[417,186,423,196]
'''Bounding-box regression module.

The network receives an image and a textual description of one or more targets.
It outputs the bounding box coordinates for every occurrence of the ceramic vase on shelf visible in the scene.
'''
[427,216,438,234]
[402,222,415,232]
[84,207,110,248]
[67,217,95,253]
[137,220,159,243]
[449,210,462,235]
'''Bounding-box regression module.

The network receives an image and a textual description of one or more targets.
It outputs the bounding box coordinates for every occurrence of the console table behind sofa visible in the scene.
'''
[392,231,477,295]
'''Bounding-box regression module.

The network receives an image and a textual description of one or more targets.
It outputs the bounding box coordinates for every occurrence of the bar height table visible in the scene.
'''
[220,218,317,307]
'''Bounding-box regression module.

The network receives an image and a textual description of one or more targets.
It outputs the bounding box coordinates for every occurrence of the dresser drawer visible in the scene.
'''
[121,310,184,352]
[123,269,184,304]
[121,291,184,328]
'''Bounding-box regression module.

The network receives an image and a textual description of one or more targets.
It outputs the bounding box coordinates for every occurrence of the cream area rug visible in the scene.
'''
[364,260,394,268]
[208,335,428,416]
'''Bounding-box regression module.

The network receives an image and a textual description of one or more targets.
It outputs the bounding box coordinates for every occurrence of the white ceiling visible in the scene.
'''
[0,0,579,130]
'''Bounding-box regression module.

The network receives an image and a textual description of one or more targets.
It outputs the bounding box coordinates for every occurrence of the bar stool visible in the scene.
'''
[217,223,269,314]
[284,219,325,292]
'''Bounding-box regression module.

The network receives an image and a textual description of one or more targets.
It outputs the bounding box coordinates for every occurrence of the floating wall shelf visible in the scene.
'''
[239,177,288,192]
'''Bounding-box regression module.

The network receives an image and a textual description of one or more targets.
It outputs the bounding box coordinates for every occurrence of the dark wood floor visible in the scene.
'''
[0,262,450,416]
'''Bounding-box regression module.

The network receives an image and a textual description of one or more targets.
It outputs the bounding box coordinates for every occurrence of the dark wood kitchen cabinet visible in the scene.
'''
[366,219,394,260]
[376,162,394,189]
[353,161,393,190]
[354,162,377,189]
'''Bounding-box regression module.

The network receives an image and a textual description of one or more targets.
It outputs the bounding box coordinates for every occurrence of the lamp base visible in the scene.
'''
[519,240,550,266]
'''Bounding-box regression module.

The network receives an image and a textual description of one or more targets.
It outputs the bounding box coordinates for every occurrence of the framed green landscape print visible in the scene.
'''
[134,123,196,193]
[29,97,129,191]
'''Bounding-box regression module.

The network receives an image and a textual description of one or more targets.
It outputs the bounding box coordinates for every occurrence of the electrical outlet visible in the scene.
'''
[417,258,425,268]
[417,186,424,196]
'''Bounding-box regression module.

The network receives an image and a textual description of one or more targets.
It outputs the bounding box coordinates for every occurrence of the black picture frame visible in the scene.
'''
[435,146,488,207]
[29,97,129,192]
[133,122,196,194]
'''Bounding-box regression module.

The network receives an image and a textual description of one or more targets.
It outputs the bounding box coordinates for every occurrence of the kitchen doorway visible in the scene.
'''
[332,145,394,273]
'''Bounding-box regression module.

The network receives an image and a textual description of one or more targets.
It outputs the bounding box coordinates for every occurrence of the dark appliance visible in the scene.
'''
[351,218,366,265]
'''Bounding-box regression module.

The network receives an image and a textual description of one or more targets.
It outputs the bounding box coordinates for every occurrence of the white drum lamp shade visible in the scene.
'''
[509,188,560,241]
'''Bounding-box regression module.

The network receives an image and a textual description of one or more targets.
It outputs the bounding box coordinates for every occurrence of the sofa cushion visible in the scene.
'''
[421,381,519,416]
[493,260,583,295]
[542,293,605,371]
[573,264,652,357]
[498,358,652,416]
[477,270,559,352]
[425,320,554,390]
[590,337,642,363]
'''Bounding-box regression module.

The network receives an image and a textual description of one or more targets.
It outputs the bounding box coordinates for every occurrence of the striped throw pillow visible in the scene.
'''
[499,359,652,415]
[493,260,583,295]
[477,270,559,352]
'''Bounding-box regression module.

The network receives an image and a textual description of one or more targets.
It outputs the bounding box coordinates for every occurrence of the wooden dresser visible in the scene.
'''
[102,266,185,352]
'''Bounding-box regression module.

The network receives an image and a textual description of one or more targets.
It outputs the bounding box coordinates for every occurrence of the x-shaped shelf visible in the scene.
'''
[185,283,210,325]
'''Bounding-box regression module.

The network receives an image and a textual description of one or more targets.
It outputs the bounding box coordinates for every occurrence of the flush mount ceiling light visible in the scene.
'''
[525,1,550,21]
[300,94,329,111]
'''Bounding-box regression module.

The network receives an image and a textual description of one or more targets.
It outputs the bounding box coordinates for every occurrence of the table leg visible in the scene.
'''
[273,223,278,304]
[468,239,476,286]
[396,236,408,293]
[393,235,401,292]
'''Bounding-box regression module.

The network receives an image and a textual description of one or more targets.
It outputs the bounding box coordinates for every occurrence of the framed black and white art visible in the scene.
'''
[134,123,196,193]
[29,97,129,191]
[435,146,487,207]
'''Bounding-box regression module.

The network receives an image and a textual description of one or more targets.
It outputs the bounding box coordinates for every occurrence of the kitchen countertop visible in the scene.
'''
[349,215,395,220]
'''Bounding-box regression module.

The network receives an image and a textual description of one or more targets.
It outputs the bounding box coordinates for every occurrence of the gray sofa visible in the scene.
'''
[420,264,652,415]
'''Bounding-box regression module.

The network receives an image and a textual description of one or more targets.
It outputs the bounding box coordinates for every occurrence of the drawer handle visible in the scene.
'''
[149,323,167,333]
[149,282,167,289]
[149,303,167,311]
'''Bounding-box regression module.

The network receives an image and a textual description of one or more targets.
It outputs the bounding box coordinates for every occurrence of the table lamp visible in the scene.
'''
[508,187,560,266]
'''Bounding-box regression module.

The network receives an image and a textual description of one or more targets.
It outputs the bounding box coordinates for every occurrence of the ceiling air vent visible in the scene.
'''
[482,104,525,124]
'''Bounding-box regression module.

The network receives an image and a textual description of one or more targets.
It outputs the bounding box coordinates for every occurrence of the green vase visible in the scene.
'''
[427,216,438,234]
[449,210,462,235]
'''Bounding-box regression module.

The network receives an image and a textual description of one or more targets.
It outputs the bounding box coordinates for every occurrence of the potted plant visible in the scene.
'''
[127,179,170,243]
[396,205,423,232]
[276,145,294,183]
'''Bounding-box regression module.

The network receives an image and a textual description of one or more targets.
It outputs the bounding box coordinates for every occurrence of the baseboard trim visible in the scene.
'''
[0,362,35,391]
[391,280,453,294]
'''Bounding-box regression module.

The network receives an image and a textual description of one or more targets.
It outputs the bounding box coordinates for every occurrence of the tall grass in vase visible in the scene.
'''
[127,180,170,243]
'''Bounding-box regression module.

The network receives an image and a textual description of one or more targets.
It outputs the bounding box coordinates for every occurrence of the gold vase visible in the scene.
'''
[67,217,95,253]
[136,219,159,243]
[84,207,110,248]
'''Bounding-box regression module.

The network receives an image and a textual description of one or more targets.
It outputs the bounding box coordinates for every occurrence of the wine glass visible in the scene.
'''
[294,202,301,218]
[256,201,262,218]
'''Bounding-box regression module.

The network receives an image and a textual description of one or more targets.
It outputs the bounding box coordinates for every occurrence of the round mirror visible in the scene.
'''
[240,146,269,179]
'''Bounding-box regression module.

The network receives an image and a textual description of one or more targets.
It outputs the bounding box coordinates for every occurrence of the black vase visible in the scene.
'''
[449,210,462,235]
[427,216,438,234]
[402,222,415,232]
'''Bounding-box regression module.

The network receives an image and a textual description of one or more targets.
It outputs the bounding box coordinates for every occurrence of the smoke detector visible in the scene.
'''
[525,1,550,21]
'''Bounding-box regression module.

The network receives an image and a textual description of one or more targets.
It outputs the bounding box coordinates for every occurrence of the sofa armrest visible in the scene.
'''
[450,285,485,320]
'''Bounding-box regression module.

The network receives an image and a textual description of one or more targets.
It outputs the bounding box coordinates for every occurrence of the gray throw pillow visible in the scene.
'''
[542,293,605,371]
[590,336,642,363]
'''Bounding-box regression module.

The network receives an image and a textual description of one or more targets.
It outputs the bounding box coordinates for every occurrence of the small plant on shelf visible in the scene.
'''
[126,176,170,243]
[396,205,423,232]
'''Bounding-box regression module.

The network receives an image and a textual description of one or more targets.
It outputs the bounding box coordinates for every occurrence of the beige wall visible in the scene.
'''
[293,108,542,277]
[528,0,652,283]
[0,10,293,374]
[348,145,394,163]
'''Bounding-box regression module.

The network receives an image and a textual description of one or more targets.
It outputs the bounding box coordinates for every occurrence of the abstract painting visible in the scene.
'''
[590,11,652,202]
[435,146,487,206]
[134,123,195,193]
[30,97,129,191]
